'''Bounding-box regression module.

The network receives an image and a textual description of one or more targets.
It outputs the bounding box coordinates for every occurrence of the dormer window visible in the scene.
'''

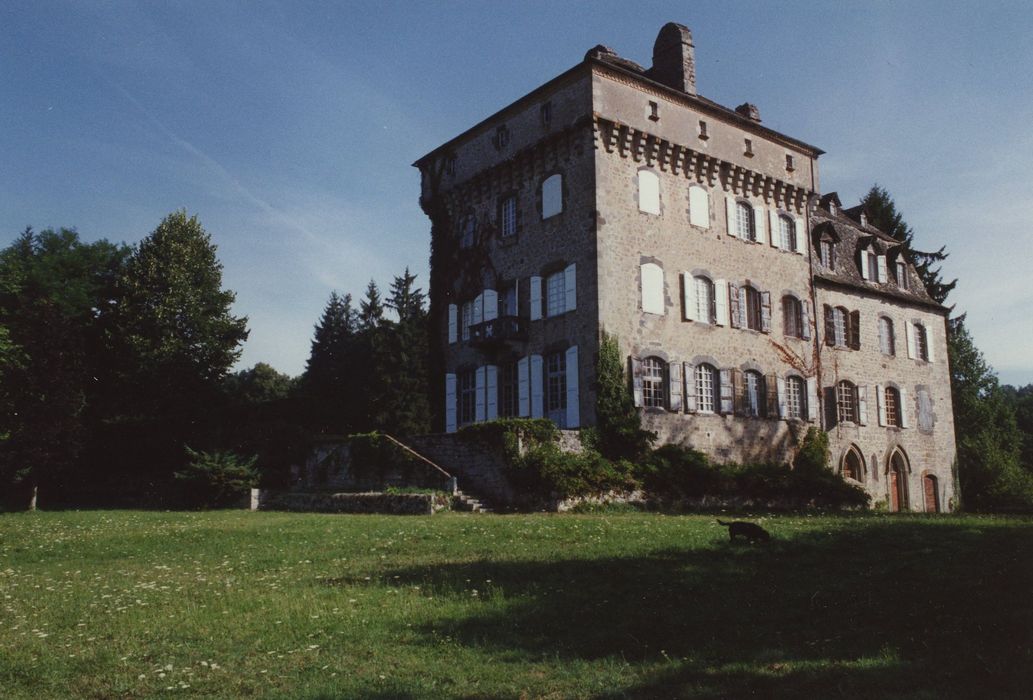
[896,261,909,290]
[860,212,868,227]
[820,240,834,270]
[830,201,838,216]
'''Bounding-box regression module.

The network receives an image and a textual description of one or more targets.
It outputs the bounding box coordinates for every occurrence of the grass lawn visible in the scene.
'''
[1,510,1032,698]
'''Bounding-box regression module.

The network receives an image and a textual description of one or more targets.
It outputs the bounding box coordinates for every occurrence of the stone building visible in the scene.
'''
[414,22,956,511]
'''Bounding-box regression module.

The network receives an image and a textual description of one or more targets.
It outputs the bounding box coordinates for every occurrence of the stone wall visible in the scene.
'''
[251,489,450,515]
[302,438,452,493]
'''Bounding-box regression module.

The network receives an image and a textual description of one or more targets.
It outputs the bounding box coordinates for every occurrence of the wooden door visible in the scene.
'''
[889,466,901,512]
[924,475,939,513]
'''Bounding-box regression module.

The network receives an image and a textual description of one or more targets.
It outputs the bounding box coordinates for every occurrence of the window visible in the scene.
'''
[459,214,476,249]
[540,101,552,127]
[837,381,858,424]
[785,376,806,419]
[642,357,666,408]
[879,317,896,356]
[446,155,456,176]
[638,170,660,215]
[783,296,804,338]
[696,363,717,413]
[785,154,795,171]
[736,201,754,240]
[698,120,709,139]
[744,286,763,331]
[833,307,847,346]
[689,185,710,228]
[885,386,901,427]
[459,370,476,425]
[647,100,659,121]
[865,250,878,281]
[461,301,473,341]
[500,195,517,237]
[500,283,518,317]
[896,261,909,290]
[542,174,562,219]
[641,263,665,315]
[695,276,715,324]
[744,138,754,156]
[744,370,765,417]
[914,323,929,361]
[843,447,863,481]
[824,305,858,349]
[546,271,566,317]
[495,125,510,149]
[545,351,567,418]
[820,240,834,270]
[499,363,518,418]
[778,215,796,252]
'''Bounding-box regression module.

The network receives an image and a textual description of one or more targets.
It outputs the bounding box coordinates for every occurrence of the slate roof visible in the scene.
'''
[810,195,944,311]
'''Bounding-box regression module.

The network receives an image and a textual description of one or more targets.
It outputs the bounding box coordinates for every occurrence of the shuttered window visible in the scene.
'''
[695,276,714,323]
[542,174,562,219]
[786,376,805,419]
[501,196,517,237]
[689,185,710,228]
[914,323,929,361]
[641,263,665,315]
[638,170,660,214]
[744,370,765,417]
[778,215,795,251]
[736,201,754,240]
[879,317,896,355]
[696,363,717,414]
[837,381,857,423]
[546,272,565,317]
[545,351,567,423]
[642,357,666,408]
[885,386,901,427]
[499,362,519,418]
[783,296,804,338]
[744,286,763,331]
[459,370,477,425]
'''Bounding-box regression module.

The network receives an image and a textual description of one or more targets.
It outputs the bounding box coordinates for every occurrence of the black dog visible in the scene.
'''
[717,519,771,543]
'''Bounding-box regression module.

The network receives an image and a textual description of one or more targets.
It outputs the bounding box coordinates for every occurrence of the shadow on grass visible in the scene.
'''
[349,518,1033,697]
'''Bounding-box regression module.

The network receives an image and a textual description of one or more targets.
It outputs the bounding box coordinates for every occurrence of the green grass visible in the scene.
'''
[1,511,1031,698]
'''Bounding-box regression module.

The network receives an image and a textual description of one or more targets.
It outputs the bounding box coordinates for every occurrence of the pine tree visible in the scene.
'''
[379,269,430,436]
[860,185,957,305]
[359,280,385,330]
[303,291,358,433]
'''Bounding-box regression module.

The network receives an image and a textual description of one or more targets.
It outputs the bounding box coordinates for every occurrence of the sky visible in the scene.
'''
[2,0,1032,384]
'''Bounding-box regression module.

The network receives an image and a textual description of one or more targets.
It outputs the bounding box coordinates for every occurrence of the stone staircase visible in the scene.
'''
[452,488,495,513]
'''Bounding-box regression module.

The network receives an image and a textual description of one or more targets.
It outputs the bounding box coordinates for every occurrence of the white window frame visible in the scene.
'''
[642,357,666,409]
[501,195,517,237]
[545,271,565,317]
[696,363,717,414]
[736,201,754,240]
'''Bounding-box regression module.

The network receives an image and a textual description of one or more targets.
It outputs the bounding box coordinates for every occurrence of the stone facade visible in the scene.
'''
[415,23,957,511]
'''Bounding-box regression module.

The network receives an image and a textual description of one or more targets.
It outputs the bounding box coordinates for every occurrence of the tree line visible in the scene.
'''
[2,191,1032,511]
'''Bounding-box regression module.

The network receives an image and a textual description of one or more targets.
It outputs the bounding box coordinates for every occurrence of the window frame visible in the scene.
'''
[744,285,763,331]
[499,362,519,418]
[642,357,666,409]
[744,369,765,417]
[785,375,806,419]
[836,381,858,424]
[541,173,563,219]
[820,239,835,270]
[695,363,717,414]
[545,351,567,416]
[879,316,896,356]
[458,369,477,426]
[736,201,754,241]
[778,215,796,252]
[783,295,804,339]
[500,195,518,237]
[545,271,566,317]
[884,386,901,428]
[914,323,929,361]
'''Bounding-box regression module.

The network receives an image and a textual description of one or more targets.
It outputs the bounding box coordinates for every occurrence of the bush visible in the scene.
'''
[639,444,723,498]
[174,447,258,507]
[506,442,639,500]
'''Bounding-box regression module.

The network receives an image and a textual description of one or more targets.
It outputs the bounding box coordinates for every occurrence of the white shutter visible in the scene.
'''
[447,304,458,344]
[631,357,644,407]
[682,272,696,321]
[530,354,544,418]
[754,206,767,245]
[794,217,806,254]
[668,361,682,412]
[801,300,812,340]
[714,279,730,326]
[542,174,562,218]
[517,357,530,417]
[689,185,709,228]
[530,276,542,321]
[877,255,888,283]
[857,385,869,426]
[927,329,936,363]
[482,289,498,322]
[472,292,483,326]
[638,170,660,215]
[738,286,748,328]
[900,387,910,428]
[475,367,486,422]
[906,321,916,359]
[641,263,665,315]
[725,196,737,237]
[445,373,457,433]
[564,263,577,312]
[769,210,779,248]
[860,251,870,281]
[876,384,886,426]
[486,365,498,421]
[565,346,579,428]
[776,376,787,418]
[719,369,734,414]
[684,362,697,413]
[806,377,818,422]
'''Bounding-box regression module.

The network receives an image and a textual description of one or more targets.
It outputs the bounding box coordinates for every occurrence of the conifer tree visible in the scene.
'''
[379,269,430,436]
[303,291,358,433]
[359,280,385,330]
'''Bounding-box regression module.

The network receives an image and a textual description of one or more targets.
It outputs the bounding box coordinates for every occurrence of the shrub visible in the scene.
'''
[506,442,639,500]
[639,444,724,498]
[595,332,656,461]
[175,447,258,507]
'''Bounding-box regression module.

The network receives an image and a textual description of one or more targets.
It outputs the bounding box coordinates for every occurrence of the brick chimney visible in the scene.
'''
[649,23,696,95]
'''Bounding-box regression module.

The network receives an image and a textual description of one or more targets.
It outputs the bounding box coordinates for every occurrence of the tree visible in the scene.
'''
[223,362,298,405]
[860,185,957,305]
[359,279,385,330]
[0,228,129,508]
[594,332,655,461]
[303,291,359,432]
[378,269,431,436]
[949,319,1033,511]
[1001,384,1033,475]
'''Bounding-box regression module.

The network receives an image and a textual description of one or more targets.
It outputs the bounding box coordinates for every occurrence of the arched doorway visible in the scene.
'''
[887,449,909,512]
[923,474,940,513]
[842,446,864,482]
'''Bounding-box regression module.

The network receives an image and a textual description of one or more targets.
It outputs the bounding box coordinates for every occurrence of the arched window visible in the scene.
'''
[695,363,717,414]
[744,286,763,331]
[783,296,804,338]
[736,201,754,240]
[837,381,858,423]
[640,263,665,315]
[542,174,562,219]
[884,386,902,427]
[879,317,896,356]
[914,323,929,361]
[744,370,765,417]
[785,375,806,419]
[842,446,864,482]
[638,170,660,215]
[695,275,715,324]
[778,215,796,251]
[459,213,477,249]
[689,185,710,228]
[642,357,666,409]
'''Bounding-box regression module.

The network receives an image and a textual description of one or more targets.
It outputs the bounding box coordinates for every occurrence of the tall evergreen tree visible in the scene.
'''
[860,185,957,305]
[359,279,385,330]
[379,269,430,436]
[303,291,358,433]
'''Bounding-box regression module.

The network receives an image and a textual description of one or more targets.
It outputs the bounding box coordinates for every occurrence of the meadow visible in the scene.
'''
[1,510,1031,698]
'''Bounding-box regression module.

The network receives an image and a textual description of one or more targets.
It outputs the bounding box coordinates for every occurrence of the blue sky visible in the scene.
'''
[3,1,1032,384]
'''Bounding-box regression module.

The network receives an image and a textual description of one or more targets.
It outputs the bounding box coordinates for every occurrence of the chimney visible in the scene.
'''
[649,23,696,95]
[735,103,761,122]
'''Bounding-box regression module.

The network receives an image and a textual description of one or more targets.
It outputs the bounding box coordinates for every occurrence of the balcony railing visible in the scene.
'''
[468,316,527,345]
